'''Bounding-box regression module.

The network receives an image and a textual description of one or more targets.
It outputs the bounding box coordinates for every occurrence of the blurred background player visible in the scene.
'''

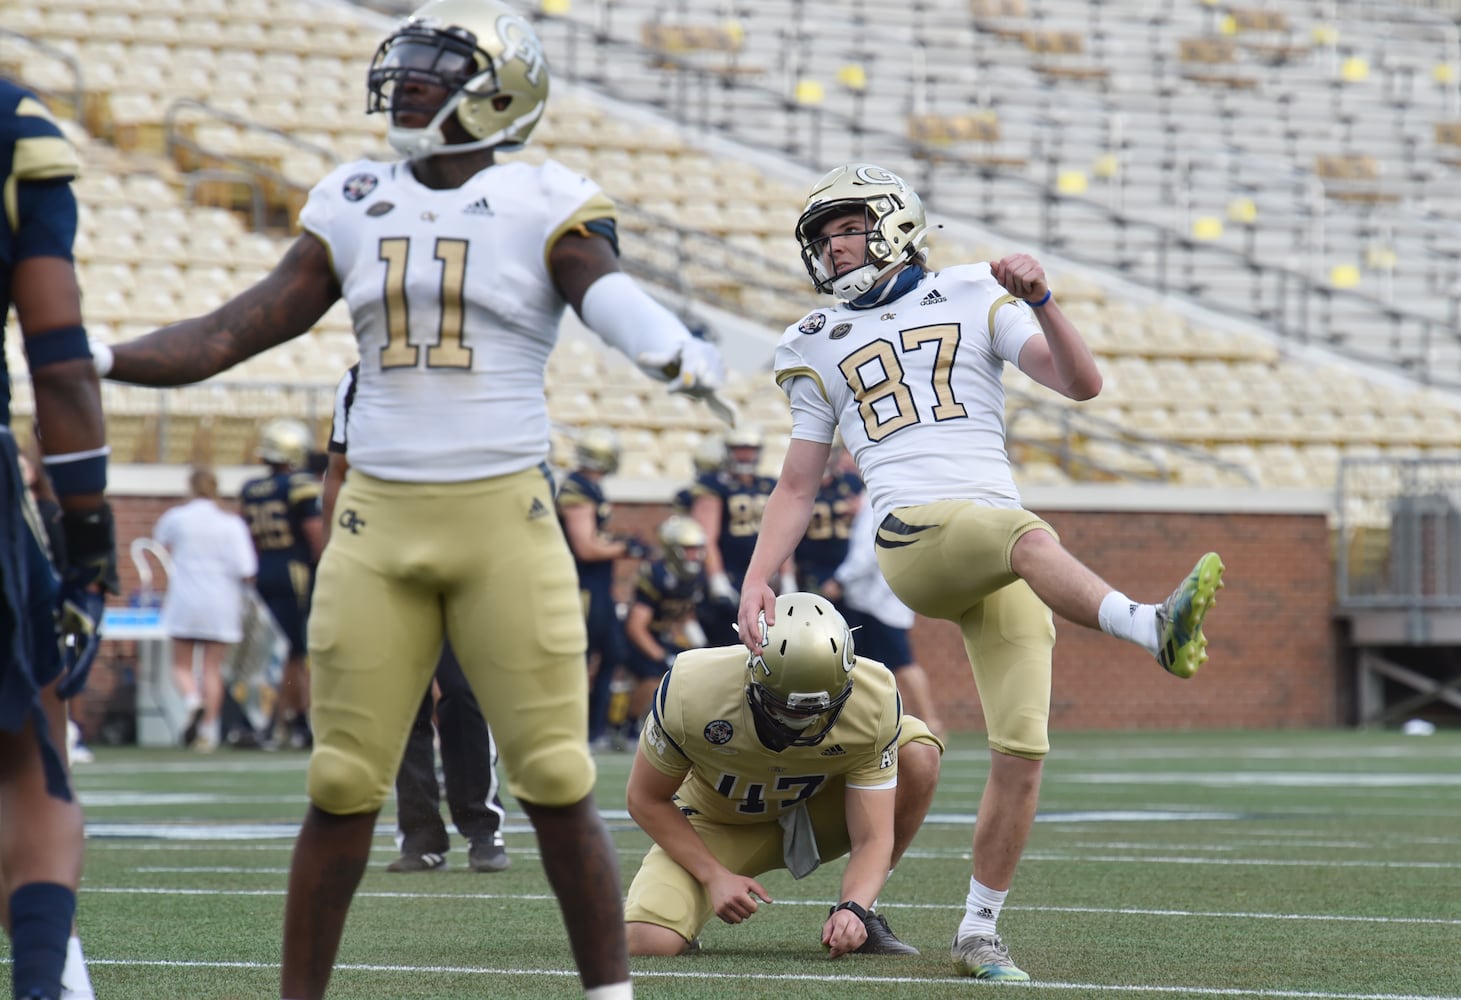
[0,75,117,1000]
[828,494,943,736]
[556,427,644,753]
[153,466,258,751]
[621,516,707,745]
[688,425,790,645]
[324,365,511,875]
[624,593,940,958]
[670,437,724,515]
[793,441,864,599]
[240,418,323,750]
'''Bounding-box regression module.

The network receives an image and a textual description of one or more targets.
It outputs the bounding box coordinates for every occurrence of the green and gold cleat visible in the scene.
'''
[1156,551,1226,678]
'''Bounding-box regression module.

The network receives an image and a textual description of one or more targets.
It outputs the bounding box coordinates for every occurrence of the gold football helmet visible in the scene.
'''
[745,593,856,751]
[691,436,725,475]
[575,426,620,474]
[658,515,707,579]
[257,418,312,470]
[794,163,929,301]
[367,0,549,159]
[722,424,763,477]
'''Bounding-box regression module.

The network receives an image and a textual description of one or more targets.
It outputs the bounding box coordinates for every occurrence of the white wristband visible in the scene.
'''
[90,340,114,378]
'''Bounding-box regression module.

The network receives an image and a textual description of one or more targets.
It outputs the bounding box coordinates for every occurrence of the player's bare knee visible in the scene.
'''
[510,742,595,807]
[901,739,942,793]
[307,746,390,815]
[626,921,691,957]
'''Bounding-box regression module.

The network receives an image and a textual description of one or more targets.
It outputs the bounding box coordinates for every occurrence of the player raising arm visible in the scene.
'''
[737,163,1225,981]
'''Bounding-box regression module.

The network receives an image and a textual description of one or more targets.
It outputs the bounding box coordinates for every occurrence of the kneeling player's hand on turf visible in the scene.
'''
[708,871,772,925]
[822,907,868,959]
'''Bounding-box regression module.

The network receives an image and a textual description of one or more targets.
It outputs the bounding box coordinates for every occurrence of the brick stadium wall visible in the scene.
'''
[79,487,1337,740]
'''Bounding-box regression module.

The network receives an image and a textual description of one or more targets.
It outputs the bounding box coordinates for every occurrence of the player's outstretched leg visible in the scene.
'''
[1156,552,1226,679]
[521,795,631,995]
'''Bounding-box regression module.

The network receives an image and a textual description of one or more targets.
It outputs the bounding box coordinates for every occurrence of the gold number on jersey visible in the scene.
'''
[838,324,967,441]
[377,237,475,370]
[245,499,293,551]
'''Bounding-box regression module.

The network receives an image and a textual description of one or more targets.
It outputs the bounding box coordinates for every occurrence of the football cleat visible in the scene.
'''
[855,910,919,955]
[468,837,510,873]
[1155,551,1226,679]
[385,851,447,873]
[951,932,1029,981]
[180,704,205,748]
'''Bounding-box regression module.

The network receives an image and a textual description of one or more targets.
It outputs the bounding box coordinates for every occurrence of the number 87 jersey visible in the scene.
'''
[299,156,615,483]
[774,262,1044,526]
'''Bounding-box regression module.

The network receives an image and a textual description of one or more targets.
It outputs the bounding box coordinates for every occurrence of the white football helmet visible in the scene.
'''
[367,0,549,160]
[256,418,312,470]
[794,163,929,301]
[575,426,620,475]
[745,593,856,751]
[692,436,725,475]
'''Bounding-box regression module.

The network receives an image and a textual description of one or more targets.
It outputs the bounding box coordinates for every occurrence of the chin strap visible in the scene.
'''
[847,264,925,310]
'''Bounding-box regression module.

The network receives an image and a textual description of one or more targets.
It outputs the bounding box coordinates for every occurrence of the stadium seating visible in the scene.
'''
[5,0,1461,490]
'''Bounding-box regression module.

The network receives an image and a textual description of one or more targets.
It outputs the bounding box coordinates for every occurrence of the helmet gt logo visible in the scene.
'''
[497,13,546,85]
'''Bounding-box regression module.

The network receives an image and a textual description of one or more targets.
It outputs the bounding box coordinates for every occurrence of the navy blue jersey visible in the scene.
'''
[2,80,80,426]
[795,471,864,589]
[632,559,706,647]
[689,470,776,587]
[240,471,321,590]
[556,469,614,592]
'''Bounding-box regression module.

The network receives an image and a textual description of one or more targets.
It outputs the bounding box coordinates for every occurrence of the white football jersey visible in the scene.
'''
[774,264,1041,524]
[300,157,614,483]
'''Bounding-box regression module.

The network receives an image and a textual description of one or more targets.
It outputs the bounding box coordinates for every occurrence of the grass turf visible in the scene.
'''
[8,729,1459,999]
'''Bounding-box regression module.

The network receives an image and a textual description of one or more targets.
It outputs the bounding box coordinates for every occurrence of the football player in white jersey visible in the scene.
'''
[89,3,726,997]
[624,593,942,958]
[736,163,1226,982]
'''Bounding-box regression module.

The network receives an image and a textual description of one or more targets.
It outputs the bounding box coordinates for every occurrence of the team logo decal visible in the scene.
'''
[704,720,734,745]
[366,201,395,217]
[799,312,827,335]
[829,322,852,340]
[342,173,378,202]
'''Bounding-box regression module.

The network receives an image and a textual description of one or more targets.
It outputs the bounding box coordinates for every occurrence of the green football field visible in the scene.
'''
[7,729,1460,1000]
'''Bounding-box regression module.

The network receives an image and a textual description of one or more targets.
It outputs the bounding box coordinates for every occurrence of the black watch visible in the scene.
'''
[829,900,868,922]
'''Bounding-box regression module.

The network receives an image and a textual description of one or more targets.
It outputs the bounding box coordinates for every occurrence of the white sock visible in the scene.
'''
[957,877,1008,940]
[585,983,634,1000]
[61,935,95,1000]
[1097,590,1159,656]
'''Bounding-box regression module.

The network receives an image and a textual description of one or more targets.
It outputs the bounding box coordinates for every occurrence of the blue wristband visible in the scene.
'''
[22,324,92,369]
[42,447,109,496]
[1028,290,1052,308]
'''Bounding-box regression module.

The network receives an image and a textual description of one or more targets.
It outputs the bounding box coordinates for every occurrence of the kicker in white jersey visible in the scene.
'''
[773,263,1043,524]
[300,157,613,483]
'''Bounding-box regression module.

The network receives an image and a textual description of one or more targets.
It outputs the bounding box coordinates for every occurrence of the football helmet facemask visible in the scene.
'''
[795,163,929,301]
[575,426,620,475]
[658,515,707,579]
[745,593,856,752]
[257,418,312,470]
[367,0,549,160]
[722,425,763,477]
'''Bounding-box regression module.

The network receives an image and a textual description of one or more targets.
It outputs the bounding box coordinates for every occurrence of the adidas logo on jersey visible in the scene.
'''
[919,288,947,305]
[463,196,494,215]
[819,743,847,756]
[527,497,550,520]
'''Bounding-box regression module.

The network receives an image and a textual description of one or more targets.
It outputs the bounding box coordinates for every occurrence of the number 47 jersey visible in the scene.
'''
[774,264,1044,526]
[300,157,615,484]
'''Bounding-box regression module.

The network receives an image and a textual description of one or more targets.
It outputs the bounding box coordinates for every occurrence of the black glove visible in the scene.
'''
[60,503,120,594]
[54,503,120,698]
[621,536,651,560]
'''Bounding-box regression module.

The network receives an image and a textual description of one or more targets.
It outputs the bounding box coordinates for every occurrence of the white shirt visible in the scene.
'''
[153,498,257,643]
[300,157,616,483]
[834,499,915,629]
[774,264,1041,525]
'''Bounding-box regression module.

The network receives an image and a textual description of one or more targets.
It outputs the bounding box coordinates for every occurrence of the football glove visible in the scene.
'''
[60,503,121,595]
[620,536,652,560]
[635,339,737,427]
[708,571,739,605]
[55,585,105,699]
